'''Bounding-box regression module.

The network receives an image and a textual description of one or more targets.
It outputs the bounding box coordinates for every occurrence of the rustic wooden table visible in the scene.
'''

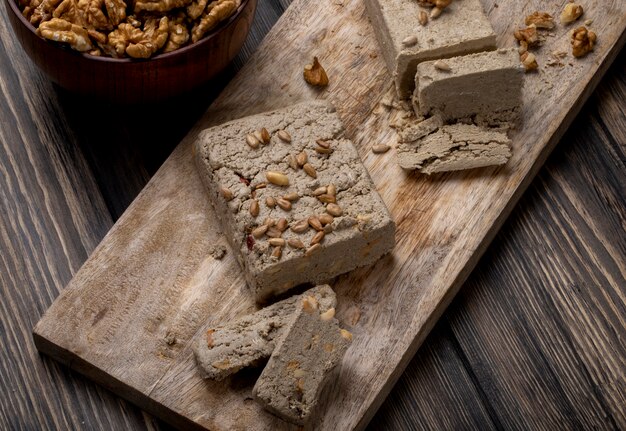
[1,0,624,429]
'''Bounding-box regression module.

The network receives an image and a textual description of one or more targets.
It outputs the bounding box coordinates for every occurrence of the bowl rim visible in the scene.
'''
[5,0,251,63]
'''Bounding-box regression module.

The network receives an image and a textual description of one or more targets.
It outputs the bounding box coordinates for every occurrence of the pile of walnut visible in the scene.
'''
[19,0,240,58]
[514,2,597,72]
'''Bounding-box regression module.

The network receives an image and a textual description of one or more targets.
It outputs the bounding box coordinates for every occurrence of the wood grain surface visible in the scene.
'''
[1,0,624,430]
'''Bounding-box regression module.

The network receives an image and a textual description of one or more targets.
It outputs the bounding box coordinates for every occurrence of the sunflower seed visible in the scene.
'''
[308,216,323,231]
[266,227,282,238]
[287,154,299,170]
[402,35,418,46]
[317,193,336,204]
[323,224,333,234]
[310,230,325,245]
[287,238,305,249]
[312,186,327,196]
[269,238,286,247]
[277,130,292,143]
[282,192,299,201]
[433,60,451,71]
[326,203,343,216]
[264,217,276,227]
[220,187,234,201]
[290,219,309,233]
[303,163,317,178]
[271,246,282,259]
[316,139,330,149]
[372,144,390,154]
[305,243,321,257]
[296,151,308,167]
[419,10,428,26]
[320,307,335,321]
[250,199,259,217]
[246,134,260,149]
[327,183,336,196]
[319,214,334,225]
[260,127,271,144]
[266,196,276,208]
[315,147,333,154]
[276,218,288,232]
[266,171,289,186]
[251,225,268,238]
[276,198,292,211]
[253,182,267,189]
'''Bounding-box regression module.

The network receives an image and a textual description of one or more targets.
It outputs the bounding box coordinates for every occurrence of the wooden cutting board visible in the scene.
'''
[33,0,626,429]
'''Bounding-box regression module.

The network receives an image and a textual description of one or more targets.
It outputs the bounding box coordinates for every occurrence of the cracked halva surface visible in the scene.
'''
[397,122,511,173]
[396,49,522,174]
[194,285,336,381]
[195,101,395,302]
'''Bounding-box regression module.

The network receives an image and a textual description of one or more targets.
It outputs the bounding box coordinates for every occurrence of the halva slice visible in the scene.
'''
[194,285,336,381]
[252,296,352,425]
[397,122,512,173]
[415,49,523,122]
[195,101,395,302]
[364,0,496,99]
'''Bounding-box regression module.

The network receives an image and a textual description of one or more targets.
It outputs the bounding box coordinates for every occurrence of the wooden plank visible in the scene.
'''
[447,73,626,429]
[32,0,626,430]
[369,322,500,430]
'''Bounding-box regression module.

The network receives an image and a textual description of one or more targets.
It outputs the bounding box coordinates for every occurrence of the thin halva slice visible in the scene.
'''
[195,101,395,302]
[414,49,523,122]
[253,296,352,425]
[364,0,496,99]
[194,285,336,381]
[397,123,512,173]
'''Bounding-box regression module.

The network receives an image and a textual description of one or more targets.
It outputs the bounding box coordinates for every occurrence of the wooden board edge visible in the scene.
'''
[354,26,626,431]
[32,330,205,431]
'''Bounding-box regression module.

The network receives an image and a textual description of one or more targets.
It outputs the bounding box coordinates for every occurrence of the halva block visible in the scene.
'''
[252,296,351,425]
[195,101,395,302]
[364,0,496,99]
[194,285,336,381]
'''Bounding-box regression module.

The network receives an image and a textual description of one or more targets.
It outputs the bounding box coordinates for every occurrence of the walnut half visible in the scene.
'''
[525,11,555,30]
[571,26,597,58]
[191,0,239,43]
[303,57,329,87]
[163,13,190,53]
[37,17,93,51]
[520,51,538,72]
[560,3,584,25]
[514,25,540,54]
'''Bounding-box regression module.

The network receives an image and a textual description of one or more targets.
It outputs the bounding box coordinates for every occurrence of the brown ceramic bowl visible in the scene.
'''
[4,0,257,103]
